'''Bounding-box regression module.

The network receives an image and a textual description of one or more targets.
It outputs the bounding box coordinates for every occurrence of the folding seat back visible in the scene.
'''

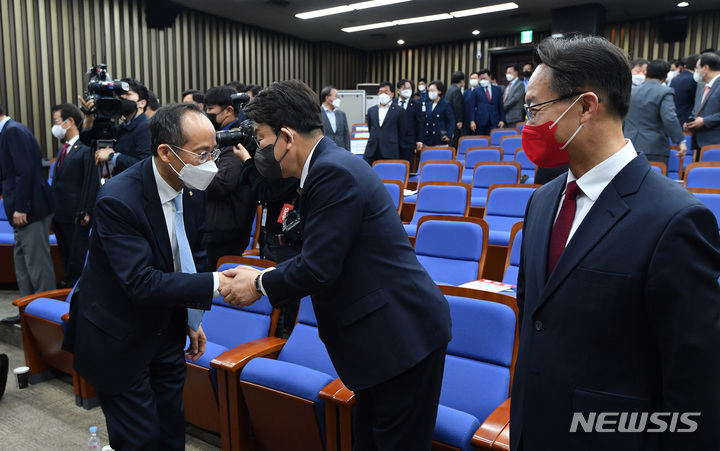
[700,146,720,162]
[404,182,471,237]
[688,188,720,232]
[685,163,720,189]
[491,129,519,146]
[382,179,404,215]
[414,216,488,286]
[457,136,490,161]
[462,147,502,183]
[484,184,538,246]
[470,162,521,209]
[498,135,522,160]
[502,222,523,286]
[372,159,410,186]
[514,149,536,183]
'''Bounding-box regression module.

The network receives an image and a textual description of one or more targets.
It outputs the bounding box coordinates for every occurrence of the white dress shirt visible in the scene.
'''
[322,104,337,133]
[557,140,638,245]
[378,104,390,127]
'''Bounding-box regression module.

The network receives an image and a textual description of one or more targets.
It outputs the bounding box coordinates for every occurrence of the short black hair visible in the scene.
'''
[429,80,446,95]
[470,71,480,77]
[684,54,699,71]
[227,81,246,93]
[51,103,83,128]
[451,71,465,84]
[148,103,205,157]
[534,35,631,120]
[320,85,336,103]
[243,79,324,137]
[0,104,6,116]
[629,58,648,69]
[204,85,235,108]
[506,65,520,73]
[698,52,720,71]
[647,59,670,80]
[147,91,160,111]
[182,89,204,104]
[121,78,149,107]
[397,78,414,91]
[479,68,491,77]
[245,84,262,97]
[379,81,394,93]
[418,77,427,84]
[669,59,683,68]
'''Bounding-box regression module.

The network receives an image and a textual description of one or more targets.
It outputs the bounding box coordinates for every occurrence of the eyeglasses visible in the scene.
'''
[524,91,587,121]
[169,144,220,164]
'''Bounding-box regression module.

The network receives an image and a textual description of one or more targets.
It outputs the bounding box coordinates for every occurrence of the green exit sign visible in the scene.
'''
[521,30,533,44]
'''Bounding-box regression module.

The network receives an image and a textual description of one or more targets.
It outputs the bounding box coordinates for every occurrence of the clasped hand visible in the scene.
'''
[217,265,264,307]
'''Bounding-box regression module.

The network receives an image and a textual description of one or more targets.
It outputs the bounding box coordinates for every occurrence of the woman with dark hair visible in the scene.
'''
[423,79,455,146]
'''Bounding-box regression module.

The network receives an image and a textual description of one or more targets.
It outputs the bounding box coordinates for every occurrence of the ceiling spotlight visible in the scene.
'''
[677,1,689,6]
[397,39,405,45]
[472,30,480,35]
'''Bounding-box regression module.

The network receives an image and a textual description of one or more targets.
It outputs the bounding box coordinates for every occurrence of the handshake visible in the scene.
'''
[216,265,267,307]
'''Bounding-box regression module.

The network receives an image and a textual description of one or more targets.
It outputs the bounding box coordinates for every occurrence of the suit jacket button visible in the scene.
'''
[534,320,543,331]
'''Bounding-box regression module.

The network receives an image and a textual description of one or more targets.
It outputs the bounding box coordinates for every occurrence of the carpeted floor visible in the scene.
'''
[0,289,220,450]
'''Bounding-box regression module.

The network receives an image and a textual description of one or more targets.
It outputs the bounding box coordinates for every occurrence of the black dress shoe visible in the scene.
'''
[0,353,8,400]
[1,315,20,325]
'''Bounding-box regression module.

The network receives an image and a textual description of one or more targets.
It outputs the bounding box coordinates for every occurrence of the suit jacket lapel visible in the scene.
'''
[697,82,718,116]
[530,179,564,295]
[141,160,173,271]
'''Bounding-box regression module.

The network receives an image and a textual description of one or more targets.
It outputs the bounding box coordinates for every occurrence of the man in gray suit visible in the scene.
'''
[685,52,720,155]
[503,65,526,129]
[320,85,351,151]
[624,59,687,165]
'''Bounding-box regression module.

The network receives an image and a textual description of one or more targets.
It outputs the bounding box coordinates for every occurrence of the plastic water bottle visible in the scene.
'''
[88,426,100,449]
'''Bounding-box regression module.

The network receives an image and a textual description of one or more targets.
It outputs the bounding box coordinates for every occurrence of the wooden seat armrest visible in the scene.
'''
[242,249,260,257]
[61,313,70,322]
[320,378,356,408]
[472,398,511,450]
[210,336,287,372]
[12,288,72,308]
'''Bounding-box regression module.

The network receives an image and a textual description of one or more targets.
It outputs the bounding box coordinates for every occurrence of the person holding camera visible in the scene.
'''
[84,78,152,176]
[423,80,456,146]
[203,85,257,269]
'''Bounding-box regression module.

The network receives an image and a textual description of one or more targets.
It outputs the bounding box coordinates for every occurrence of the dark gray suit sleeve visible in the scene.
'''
[660,91,685,144]
[342,111,351,151]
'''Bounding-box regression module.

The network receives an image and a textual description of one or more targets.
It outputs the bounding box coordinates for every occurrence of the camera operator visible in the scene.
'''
[81,78,152,176]
[234,139,302,335]
[203,85,257,269]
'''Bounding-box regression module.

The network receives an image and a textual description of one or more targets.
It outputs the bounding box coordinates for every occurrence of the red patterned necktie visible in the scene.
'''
[485,87,491,101]
[57,142,70,169]
[548,181,582,276]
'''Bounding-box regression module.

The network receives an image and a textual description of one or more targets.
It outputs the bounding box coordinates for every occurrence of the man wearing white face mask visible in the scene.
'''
[630,58,648,86]
[63,103,234,451]
[394,79,425,169]
[320,85,351,151]
[364,81,406,165]
[503,65,526,129]
[49,103,100,287]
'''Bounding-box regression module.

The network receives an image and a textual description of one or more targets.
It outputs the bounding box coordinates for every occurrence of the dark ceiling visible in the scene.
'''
[171,0,717,51]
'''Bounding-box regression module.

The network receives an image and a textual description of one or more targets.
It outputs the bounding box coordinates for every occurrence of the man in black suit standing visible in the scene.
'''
[364,81,406,165]
[0,105,55,324]
[320,85,351,151]
[222,80,451,450]
[394,79,424,170]
[671,54,699,129]
[50,103,100,287]
[445,71,466,149]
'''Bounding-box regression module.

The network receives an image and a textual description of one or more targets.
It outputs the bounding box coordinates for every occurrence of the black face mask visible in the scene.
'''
[119,98,139,116]
[255,132,290,180]
[523,71,532,78]
[206,113,222,131]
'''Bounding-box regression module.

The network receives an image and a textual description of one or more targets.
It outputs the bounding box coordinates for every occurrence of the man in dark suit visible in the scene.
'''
[469,68,505,135]
[223,80,452,450]
[87,78,152,176]
[0,105,55,324]
[503,65,526,129]
[512,36,720,450]
[670,54,699,126]
[394,78,425,169]
[363,81,406,165]
[685,52,720,155]
[63,103,232,450]
[50,103,100,287]
[445,71,466,148]
[320,85,351,151]
[623,59,687,165]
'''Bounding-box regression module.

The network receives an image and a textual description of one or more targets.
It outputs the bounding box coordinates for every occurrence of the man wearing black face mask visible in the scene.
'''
[202,85,257,269]
[221,80,452,450]
[84,78,152,176]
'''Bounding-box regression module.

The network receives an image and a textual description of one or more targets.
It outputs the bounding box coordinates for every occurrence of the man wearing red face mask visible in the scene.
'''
[511,36,720,451]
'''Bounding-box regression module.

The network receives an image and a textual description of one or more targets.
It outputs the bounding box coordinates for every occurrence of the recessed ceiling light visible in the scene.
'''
[677,1,689,7]
[296,0,411,19]
[472,30,480,35]
[342,22,397,33]
[393,13,453,25]
[450,2,519,18]
[397,39,405,45]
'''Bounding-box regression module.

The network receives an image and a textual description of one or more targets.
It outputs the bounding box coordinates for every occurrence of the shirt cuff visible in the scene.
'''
[110,152,120,166]
[257,267,275,297]
[212,272,220,297]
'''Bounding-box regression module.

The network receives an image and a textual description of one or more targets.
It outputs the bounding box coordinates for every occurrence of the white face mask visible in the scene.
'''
[401,89,412,99]
[168,147,218,191]
[506,73,515,82]
[428,91,438,101]
[479,79,490,88]
[418,85,426,92]
[331,98,341,109]
[693,69,704,83]
[51,119,68,140]
[631,74,646,86]
[469,78,479,88]
[378,93,391,105]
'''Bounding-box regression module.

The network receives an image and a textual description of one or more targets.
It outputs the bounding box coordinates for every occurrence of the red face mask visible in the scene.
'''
[521,94,586,168]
